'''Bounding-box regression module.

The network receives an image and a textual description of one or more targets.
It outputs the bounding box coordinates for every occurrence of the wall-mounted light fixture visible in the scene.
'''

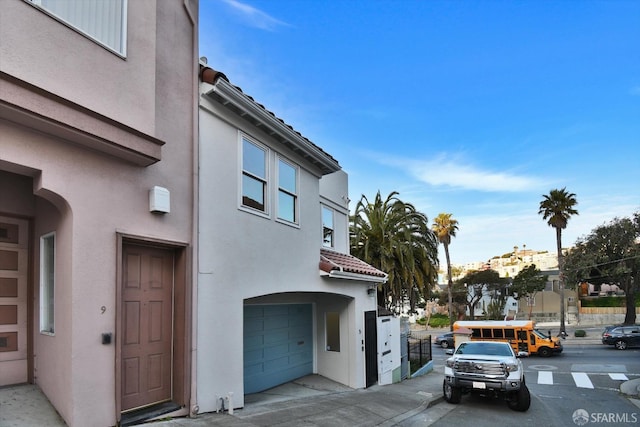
[149,186,170,214]
[367,286,376,297]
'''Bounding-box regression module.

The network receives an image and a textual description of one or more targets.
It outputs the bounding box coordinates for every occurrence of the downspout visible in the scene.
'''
[184,0,199,417]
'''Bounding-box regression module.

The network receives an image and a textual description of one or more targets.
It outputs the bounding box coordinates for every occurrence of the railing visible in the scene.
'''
[407,336,432,373]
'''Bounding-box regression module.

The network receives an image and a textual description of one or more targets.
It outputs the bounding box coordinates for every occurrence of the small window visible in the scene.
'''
[277,158,298,223]
[505,329,515,339]
[40,232,55,334]
[28,0,128,56]
[322,206,334,247]
[493,329,504,338]
[242,138,268,213]
[326,312,340,352]
[481,329,492,338]
[471,328,481,338]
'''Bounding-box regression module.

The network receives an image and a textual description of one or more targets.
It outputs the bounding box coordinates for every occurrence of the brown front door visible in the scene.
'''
[121,244,174,412]
[0,216,28,387]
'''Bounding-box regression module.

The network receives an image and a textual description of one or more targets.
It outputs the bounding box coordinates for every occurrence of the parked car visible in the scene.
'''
[434,332,455,349]
[601,325,640,350]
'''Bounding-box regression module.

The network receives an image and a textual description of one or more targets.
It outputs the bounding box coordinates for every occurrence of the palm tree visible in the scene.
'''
[538,188,578,336]
[350,191,438,313]
[432,213,459,330]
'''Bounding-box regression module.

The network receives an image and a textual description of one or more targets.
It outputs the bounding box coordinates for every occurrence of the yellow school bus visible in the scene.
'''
[453,320,563,357]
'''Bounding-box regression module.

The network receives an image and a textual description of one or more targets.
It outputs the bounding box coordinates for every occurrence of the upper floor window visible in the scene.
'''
[28,0,127,56]
[322,206,334,247]
[40,232,55,334]
[277,158,298,223]
[242,138,268,213]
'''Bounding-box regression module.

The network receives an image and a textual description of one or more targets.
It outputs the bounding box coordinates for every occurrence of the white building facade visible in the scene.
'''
[195,65,387,413]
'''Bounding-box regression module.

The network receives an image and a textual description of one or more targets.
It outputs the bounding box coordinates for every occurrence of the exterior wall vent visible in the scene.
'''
[149,186,170,214]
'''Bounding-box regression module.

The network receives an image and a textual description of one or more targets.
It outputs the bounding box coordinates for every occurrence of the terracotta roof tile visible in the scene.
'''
[199,64,338,168]
[320,248,387,278]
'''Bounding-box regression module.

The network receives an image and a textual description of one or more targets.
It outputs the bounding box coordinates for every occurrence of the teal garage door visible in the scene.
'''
[244,304,313,394]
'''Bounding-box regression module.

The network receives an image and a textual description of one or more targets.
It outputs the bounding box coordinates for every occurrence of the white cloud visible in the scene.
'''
[378,153,543,192]
[220,0,290,31]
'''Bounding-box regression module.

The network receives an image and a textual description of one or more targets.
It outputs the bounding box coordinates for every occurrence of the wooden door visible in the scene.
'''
[0,216,28,386]
[121,244,174,412]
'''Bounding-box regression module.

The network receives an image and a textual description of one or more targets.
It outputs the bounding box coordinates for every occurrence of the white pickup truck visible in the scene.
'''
[443,341,530,411]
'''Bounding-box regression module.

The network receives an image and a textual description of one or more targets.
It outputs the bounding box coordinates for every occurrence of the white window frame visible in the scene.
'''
[321,205,334,248]
[26,0,128,57]
[239,134,270,218]
[39,232,56,335]
[276,155,299,226]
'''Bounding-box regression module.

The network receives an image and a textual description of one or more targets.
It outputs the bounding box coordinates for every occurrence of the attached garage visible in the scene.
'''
[243,304,313,394]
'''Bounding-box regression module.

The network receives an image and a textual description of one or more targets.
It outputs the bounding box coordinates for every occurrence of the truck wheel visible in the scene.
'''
[537,346,551,357]
[443,380,462,404]
[615,340,628,350]
[507,384,531,412]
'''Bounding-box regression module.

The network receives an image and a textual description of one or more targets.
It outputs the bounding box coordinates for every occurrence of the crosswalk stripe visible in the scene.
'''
[609,373,628,381]
[572,372,594,389]
[538,371,554,385]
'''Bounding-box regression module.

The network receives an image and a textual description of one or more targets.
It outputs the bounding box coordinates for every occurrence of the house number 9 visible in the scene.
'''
[101,306,106,314]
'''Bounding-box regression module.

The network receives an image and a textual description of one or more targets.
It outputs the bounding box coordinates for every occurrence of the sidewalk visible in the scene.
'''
[146,371,447,427]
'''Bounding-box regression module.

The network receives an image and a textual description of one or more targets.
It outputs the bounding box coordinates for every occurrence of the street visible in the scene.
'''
[411,328,640,427]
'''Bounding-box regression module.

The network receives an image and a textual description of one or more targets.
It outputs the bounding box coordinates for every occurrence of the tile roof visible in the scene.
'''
[320,248,387,279]
[199,64,339,174]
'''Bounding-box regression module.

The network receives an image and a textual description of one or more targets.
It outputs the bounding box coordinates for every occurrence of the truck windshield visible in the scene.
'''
[533,329,549,339]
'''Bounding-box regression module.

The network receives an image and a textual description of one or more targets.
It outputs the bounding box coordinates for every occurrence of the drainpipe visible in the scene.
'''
[184,0,200,417]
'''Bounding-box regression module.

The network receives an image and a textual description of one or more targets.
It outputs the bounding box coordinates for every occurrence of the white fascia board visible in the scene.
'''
[205,78,340,174]
[326,270,388,284]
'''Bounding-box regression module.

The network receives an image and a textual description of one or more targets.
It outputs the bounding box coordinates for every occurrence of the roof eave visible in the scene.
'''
[204,78,341,175]
[325,270,388,283]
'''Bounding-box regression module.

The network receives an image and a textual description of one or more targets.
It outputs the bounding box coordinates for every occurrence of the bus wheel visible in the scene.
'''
[538,346,551,357]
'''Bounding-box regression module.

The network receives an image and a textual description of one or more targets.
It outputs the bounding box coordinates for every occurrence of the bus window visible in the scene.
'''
[471,328,482,338]
[493,329,504,338]
[505,329,515,339]
[481,329,492,338]
[517,331,527,341]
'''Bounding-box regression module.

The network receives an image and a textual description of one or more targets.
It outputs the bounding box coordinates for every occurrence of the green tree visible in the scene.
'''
[350,191,439,314]
[432,213,459,330]
[564,213,640,324]
[511,264,548,319]
[539,187,578,335]
[454,269,503,320]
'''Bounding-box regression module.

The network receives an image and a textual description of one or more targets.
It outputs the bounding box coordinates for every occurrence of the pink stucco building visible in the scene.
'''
[1,1,199,425]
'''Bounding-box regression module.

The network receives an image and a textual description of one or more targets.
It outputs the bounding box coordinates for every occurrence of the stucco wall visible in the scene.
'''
[1,0,156,135]
[0,1,197,425]
[196,96,377,413]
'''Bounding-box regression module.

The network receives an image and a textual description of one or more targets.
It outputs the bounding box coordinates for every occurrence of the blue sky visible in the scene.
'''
[200,0,640,265]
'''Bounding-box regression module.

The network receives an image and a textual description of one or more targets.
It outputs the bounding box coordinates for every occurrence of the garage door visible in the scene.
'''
[244,304,313,394]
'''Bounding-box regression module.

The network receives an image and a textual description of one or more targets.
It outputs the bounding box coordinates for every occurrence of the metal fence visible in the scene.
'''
[407,336,432,373]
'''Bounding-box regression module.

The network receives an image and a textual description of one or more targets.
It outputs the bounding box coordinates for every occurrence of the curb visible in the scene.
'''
[620,379,640,398]
[378,393,446,427]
